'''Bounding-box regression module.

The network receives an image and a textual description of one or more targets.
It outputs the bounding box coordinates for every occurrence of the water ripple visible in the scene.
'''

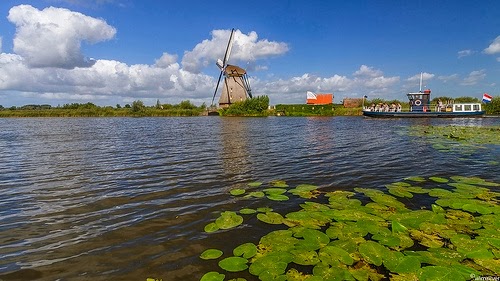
[0,117,498,280]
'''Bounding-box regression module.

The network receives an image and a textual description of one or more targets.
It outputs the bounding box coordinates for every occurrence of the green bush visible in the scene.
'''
[483,96,500,115]
[221,96,270,116]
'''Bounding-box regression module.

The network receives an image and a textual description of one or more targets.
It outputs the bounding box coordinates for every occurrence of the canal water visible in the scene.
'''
[0,117,498,280]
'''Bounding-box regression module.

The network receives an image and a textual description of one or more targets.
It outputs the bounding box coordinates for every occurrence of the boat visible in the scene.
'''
[362,74,486,118]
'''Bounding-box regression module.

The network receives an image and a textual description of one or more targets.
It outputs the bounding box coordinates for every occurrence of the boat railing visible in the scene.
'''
[363,102,483,113]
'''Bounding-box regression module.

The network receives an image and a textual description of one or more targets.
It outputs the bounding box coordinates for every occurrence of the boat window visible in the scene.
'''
[464,105,471,111]
[455,105,462,111]
[473,104,480,111]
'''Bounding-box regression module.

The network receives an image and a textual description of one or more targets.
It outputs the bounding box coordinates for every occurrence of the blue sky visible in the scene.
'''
[0,0,499,107]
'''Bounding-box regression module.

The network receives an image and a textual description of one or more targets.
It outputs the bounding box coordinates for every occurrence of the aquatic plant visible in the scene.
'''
[407,125,500,156]
[200,176,500,281]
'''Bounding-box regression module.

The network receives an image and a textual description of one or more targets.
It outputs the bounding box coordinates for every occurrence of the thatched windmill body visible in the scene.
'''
[211,29,252,108]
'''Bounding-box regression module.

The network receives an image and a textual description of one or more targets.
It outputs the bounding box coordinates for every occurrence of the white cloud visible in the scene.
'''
[353,65,383,78]
[437,74,459,83]
[7,5,116,68]
[353,65,399,90]
[181,29,289,73]
[461,70,486,86]
[457,49,474,58]
[484,35,500,55]
[155,53,178,68]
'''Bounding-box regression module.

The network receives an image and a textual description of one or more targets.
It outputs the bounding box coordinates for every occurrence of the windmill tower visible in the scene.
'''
[211,29,252,108]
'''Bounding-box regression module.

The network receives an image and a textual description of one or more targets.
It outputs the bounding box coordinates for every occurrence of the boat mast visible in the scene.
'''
[419,72,423,93]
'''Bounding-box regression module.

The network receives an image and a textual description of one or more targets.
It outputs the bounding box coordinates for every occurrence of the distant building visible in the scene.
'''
[306,91,333,105]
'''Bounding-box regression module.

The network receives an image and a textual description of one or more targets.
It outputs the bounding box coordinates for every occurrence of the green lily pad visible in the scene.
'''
[216,211,244,230]
[391,221,408,234]
[319,245,354,265]
[473,259,500,274]
[249,253,289,277]
[271,180,289,188]
[430,177,449,183]
[313,263,352,280]
[290,249,320,265]
[256,207,273,213]
[218,256,248,272]
[417,266,465,281]
[405,176,426,182]
[263,188,287,195]
[230,188,246,196]
[248,181,263,187]
[200,249,223,260]
[388,186,414,198]
[257,212,284,225]
[245,191,265,198]
[239,208,257,215]
[267,194,290,201]
[384,252,421,274]
[233,243,257,259]
[204,222,219,233]
[358,241,389,266]
[200,271,225,281]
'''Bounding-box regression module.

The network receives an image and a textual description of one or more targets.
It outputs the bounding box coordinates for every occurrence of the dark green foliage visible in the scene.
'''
[274,104,336,116]
[221,95,270,116]
[483,96,500,115]
[131,100,145,112]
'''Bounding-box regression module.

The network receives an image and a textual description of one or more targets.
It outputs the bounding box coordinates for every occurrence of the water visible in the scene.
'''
[0,117,498,280]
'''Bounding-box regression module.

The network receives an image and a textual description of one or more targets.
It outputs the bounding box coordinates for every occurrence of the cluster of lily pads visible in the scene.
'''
[199,176,500,281]
[406,125,500,161]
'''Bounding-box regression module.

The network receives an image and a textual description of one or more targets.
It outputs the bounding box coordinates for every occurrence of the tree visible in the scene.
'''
[131,100,145,112]
[483,96,500,115]
[116,104,122,109]
[179,100,196,109]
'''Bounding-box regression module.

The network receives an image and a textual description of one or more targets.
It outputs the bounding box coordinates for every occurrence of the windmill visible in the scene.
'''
[211,29,252,109]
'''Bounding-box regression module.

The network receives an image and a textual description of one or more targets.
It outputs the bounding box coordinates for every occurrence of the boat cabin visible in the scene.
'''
[407,89,431,112]
[452,103,483,113]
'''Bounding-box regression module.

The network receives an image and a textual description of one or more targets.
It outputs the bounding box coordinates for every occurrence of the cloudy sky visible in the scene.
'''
[0,0,499,107]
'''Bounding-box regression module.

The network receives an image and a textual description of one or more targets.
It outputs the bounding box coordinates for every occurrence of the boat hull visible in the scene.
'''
[362,110,485,118]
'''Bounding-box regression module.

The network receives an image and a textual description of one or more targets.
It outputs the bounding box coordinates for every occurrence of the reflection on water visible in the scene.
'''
[0,117,498,280]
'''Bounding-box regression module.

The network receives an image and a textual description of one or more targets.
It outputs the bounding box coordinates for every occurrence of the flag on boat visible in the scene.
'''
[482,93,492,103]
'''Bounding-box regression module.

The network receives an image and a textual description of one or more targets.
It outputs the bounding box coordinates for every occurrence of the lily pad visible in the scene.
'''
[430,177,449,183]
[290,249,320,265]
[230,188,246,196]
[233,243,257,259]
[358,241,389,266]
[417,266,465,281]
[204,222,219,233]
[319,245,354,265]
[218,256,248,272]
[216,211,244,230]
[200,249,223,260]
[267,194,290,201]
[248,181,263,187]
[200,272,225,281]
[257,212,284,225]
[239,208,257,215]
[245,191,265,198]
[249,253,289,277]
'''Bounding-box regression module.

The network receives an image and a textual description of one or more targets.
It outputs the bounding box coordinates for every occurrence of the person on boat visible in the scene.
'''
[396,103,402,112]
[437,99,443,112]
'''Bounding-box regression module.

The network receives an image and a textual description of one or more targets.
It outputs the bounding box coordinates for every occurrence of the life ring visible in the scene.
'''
[415,100,422,106]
